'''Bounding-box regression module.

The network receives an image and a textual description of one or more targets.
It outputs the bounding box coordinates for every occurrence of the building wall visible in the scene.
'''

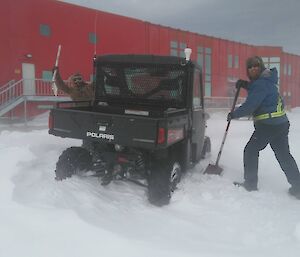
[1,0,300,107]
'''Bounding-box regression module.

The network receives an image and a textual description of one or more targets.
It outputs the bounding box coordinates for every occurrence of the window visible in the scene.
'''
[89,32,98,44]
[42,71,52,81]
[206,48,211,54]
[262,56,281,86]
[283,63,292,76]
[228,54,233,68]
[170,41,178,56]
[170,41,187,57]
[40,24,51,37]
[234,55,239,68]
[205,54,211,74]
[262,56,280,70]
[197,47,204,67]
[205,48,212,97]
[205,82,211,97]
[170,41,178,48]
[170,49,177,56]
[205,74,211,82]
[198,46,212,96]
[270,57,280,62]
[179,42,187,58]
[288,64,292,76]
[272,63,281,73]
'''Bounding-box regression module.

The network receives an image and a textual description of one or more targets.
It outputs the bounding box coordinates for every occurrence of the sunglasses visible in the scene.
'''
[247,63,260,69]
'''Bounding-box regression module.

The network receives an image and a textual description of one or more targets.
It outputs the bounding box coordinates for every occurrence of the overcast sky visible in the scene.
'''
[61,0,300,56]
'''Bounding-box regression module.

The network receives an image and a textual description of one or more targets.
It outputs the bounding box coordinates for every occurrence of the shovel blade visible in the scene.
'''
[204,164,223,175]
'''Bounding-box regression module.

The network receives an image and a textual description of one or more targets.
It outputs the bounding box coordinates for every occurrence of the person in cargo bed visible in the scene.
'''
[228,56,300,199]
[53,67,94,101]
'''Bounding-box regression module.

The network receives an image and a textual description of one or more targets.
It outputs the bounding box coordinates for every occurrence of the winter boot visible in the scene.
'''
[288,186,300,200]
[233,181,258,192]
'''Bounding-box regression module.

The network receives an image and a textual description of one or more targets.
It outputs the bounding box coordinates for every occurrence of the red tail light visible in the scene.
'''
[117,156,129,163]
[48,113,53,129]
[157,128,166,144]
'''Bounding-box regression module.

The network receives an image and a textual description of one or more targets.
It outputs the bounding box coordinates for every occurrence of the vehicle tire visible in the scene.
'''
[201,136,211,159]
[147,160,182,206]
[55,147,92,180]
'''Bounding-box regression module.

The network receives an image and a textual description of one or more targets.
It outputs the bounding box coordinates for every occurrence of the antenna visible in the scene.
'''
[93,12,98,57]
[92,11,99,103]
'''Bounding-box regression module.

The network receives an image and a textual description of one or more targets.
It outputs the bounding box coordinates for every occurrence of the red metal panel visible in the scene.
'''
[98,12,146,55]
[2,0,300,115]
[147,23,161,55]
[0,1,13,85]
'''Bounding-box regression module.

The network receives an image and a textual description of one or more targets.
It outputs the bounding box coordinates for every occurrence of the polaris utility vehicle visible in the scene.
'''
[49,49,211,206]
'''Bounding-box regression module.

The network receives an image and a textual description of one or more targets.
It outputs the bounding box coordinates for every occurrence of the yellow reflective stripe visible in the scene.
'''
[271,111,285,118]
[277,97,283,112]
[254,110,285,121]
[254,113,269,120]
[254,97,285,121]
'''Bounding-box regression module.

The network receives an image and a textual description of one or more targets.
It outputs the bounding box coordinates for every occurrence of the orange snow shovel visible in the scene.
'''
[204,85,241,175]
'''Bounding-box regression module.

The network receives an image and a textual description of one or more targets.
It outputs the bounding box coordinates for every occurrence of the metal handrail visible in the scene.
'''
[0,78,69,111]
[0,79,23,108]
[35,79,67,96]
[0,79,16,93]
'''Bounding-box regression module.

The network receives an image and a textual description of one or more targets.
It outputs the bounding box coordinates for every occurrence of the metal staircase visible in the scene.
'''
[0,79,70,120]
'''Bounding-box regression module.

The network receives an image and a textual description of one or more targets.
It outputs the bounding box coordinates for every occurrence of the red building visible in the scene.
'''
[1,0,300,119]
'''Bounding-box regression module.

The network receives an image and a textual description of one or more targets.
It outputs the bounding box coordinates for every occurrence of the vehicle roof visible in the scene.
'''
[95,54,200,68]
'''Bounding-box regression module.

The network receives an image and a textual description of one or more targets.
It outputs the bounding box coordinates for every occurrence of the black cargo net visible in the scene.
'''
[98,64,186,106]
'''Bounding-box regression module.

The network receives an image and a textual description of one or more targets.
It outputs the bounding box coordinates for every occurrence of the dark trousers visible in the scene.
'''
[244,121,300,187]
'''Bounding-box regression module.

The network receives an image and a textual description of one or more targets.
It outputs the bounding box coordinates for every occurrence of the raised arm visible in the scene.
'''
[53,67,71,94]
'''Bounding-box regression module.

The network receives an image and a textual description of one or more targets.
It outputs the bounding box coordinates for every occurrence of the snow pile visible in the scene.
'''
[1,110,300,257]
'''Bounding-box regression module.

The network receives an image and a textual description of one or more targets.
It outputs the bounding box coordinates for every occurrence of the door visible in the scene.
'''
[22,63,36,95]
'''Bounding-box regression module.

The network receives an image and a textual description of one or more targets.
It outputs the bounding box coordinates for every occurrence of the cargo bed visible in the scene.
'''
[49,102,188,149]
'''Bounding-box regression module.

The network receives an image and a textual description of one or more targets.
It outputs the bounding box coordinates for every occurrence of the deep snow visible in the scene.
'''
[1,110,300,257]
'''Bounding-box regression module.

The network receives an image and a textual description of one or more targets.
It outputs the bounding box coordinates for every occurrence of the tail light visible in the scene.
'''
[157,127,166,144]
[48,112,53,129]
[117,155,129,163]
[167,129,184,144]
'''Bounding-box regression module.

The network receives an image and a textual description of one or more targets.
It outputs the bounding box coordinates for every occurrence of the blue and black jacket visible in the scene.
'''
[232,68,288,125]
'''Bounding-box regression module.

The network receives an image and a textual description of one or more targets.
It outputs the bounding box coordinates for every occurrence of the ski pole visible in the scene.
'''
[51,45,62,96]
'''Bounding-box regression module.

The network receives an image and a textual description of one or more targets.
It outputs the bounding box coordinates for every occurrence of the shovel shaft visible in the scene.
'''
[51,45,62,96]
[214,85,241,166]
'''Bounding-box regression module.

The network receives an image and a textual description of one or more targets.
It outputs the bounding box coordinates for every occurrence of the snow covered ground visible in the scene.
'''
[1,110,300,257]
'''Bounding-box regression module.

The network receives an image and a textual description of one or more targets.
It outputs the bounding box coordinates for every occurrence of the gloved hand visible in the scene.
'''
[235,79,249,90]
[227,112,234,122]
[52,66,58,74]
[52,66,61,81]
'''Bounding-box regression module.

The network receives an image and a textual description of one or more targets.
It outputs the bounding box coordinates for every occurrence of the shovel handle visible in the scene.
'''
[51,45,62,96]
[214,85,241,166]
